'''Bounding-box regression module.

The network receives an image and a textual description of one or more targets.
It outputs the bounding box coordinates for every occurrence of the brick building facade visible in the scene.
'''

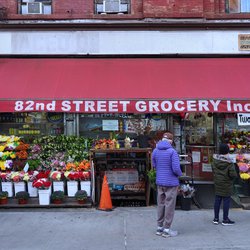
[1,0,250,20]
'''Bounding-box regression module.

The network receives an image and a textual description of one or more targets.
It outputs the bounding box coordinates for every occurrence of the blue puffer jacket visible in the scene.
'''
[152,140,182,187]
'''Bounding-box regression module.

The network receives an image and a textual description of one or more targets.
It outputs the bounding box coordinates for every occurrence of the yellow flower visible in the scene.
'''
[240,173,250,180]
[10,153,16,159]
[0,161,6,171]
[0,145,5,152]
[0,136,9,142]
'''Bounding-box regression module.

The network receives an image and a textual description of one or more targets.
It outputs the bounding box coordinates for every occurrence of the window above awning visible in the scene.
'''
[0,58,250,113]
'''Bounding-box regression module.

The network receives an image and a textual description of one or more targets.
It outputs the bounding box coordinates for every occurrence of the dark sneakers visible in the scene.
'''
[213,218,219,225]
[222,219,235,226]
[156,227,163,236]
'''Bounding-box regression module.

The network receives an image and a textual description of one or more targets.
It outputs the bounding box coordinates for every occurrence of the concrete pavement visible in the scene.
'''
[0,206,249,250]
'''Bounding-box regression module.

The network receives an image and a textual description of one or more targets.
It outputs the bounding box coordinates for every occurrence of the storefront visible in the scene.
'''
[1,57,250,207]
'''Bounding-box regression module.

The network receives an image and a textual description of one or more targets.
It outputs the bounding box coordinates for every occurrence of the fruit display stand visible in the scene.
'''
[89,148,152,206]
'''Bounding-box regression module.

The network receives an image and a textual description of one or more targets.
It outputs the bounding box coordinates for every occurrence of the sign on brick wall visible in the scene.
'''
[238,34,250,51]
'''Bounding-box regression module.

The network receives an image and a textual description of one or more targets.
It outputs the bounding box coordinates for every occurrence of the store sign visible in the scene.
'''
[238,34,250,51]
[237,113,250,126]
[102,120,119,131]
[1,99,250,113]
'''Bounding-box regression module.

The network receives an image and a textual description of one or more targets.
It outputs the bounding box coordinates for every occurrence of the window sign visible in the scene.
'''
[237,113,250,126]
[102,120,119,131]
[192,151,201,163]
[202,163,212,172]
[173,124,181,136]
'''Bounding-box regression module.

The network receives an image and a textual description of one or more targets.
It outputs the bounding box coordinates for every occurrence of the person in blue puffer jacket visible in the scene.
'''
[152,132,182,238]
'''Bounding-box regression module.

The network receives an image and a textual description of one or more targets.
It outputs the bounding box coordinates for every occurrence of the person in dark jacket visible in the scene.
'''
[212,143,237,226]
[152,132,182,237]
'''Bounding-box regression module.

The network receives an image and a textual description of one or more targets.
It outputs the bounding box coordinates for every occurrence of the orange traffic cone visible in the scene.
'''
[98,175,113,211]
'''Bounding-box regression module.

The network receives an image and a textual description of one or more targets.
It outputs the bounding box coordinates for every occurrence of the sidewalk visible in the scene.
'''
[0,206,249,250]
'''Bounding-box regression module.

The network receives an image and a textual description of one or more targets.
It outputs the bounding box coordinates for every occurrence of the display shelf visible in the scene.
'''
[179,154,194,184]
[90,148,152,206]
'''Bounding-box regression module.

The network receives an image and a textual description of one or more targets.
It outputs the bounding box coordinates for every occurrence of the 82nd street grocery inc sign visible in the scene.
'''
[1,99,250,113]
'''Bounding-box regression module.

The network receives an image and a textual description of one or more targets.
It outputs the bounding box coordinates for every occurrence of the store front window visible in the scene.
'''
[180,112,215,182]
[0,112,64,142]
[217,113,250,153]
[79,113,168,148]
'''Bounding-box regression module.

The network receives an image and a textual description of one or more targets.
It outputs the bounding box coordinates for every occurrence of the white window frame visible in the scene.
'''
[20,0,52,15]
[96,0,129,14]
[228,0,250,13]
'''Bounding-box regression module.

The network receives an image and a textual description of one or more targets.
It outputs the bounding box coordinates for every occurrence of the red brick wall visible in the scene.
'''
[1,0,250,20]
[53,0,93,15]
[143,0,204,18]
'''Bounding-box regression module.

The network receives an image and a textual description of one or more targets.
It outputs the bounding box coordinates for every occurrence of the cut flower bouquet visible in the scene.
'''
[32,178,51,190]
[236,154,250,180]
[50,171,64,181]
[64,171,80,181]
[179,183,195,198]
[0,172,11,182]
[10,171,25,182]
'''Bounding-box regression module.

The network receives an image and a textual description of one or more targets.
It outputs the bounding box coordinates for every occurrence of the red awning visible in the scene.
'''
[0,58,250,113]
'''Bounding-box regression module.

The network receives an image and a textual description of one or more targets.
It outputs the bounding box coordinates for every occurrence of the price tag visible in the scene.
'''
[23,163,29,173]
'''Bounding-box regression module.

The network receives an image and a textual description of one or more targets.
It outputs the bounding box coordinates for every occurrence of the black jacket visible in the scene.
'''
[212,154,237,197]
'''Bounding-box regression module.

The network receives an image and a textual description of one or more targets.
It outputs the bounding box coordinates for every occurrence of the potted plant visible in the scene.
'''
[147,169,157,204]
[50,170,65,192]
[64,171,79,197]
[32,178,52,205]
[51,191,65,204]
[0,172,13,197]
[79,170,91,197]
[16,191,30,204]
[0,191,8,205]
[10,171,26,195]
[75,190,87,204]
[147,169,156,190]
[179,183,195,211]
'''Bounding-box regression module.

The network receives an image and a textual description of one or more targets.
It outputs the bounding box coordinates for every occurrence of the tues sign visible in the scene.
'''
[237,113,250,126]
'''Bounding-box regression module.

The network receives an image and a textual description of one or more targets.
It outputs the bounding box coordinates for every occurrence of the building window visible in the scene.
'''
[95,0,130,14]
[20,0,52,15]
[226,0,250,13]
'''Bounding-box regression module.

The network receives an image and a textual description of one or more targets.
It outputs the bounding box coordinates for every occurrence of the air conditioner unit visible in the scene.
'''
[27,2,43,14]
[102,0,128,13]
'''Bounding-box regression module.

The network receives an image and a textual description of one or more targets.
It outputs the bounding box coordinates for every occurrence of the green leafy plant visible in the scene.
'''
[147,169,156,190]
[75,190,87,201]
[33,135,93,163]
[0,191,8,199]
[51,191,65,202]
[16,191,30,200]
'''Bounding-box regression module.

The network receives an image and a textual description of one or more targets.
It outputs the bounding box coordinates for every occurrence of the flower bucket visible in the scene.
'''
[27,182,38,197]
[38,189,50,205]
[242,180,250,196]
[80,181,91,196]
[53,181,65,193]
[180,196,192,211]
[2,182,13,197]
[67,181,78,197]
[14,182,26,195]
